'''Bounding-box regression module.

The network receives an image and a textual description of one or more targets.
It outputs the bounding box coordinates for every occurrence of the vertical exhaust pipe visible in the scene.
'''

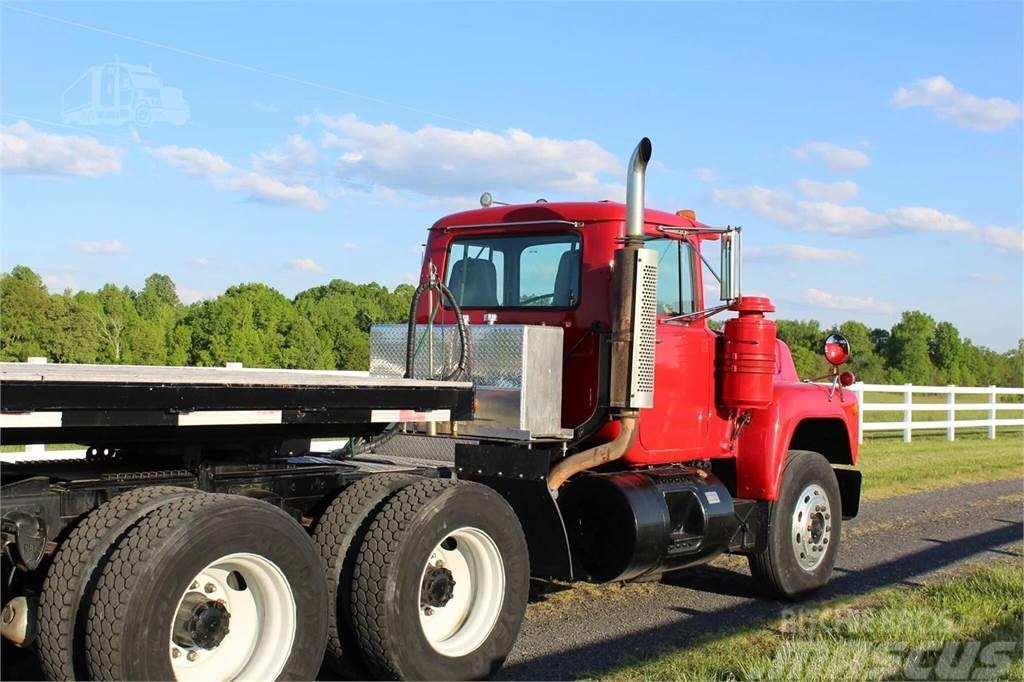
[548,138,654,492]
[625,137,653,243]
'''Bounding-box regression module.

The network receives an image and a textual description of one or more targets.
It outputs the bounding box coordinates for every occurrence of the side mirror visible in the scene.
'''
[719,227,742,301]
[824,333,850,366]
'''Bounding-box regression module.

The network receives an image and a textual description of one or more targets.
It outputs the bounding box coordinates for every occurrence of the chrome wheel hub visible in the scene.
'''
[791,483,832,571]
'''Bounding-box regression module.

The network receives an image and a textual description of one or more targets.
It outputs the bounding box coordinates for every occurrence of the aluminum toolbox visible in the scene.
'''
[370,324,568,440]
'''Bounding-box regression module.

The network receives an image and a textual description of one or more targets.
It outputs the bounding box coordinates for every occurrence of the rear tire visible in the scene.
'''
[312,473,420,672]
[350,479,529,680]
[84,493,328,681]
[37,485,197,681]
[749,450,842,599]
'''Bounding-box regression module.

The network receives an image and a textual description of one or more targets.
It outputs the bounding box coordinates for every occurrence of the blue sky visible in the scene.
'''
[1,1,1021,350]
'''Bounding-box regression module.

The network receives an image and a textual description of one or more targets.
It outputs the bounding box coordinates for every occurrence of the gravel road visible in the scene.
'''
[500,477,1024,680]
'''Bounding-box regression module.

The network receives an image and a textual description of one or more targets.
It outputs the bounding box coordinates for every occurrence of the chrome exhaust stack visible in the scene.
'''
[549,138,657,491]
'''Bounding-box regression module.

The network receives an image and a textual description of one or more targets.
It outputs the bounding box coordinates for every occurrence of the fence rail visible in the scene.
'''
[848,382,1024,443]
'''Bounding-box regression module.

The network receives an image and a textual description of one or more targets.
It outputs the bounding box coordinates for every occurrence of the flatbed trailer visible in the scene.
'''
[0,362,474,447]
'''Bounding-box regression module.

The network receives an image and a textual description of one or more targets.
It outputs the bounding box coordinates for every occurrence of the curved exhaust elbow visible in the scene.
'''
[547,414,638,492]
[625,138,652,241]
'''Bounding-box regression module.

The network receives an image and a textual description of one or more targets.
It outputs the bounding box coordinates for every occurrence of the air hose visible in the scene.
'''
[404,278,472,382]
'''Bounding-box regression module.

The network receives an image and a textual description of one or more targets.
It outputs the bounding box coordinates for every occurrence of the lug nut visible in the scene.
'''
[187,651,198,662]
[825,513,831,520]
[423,606,434,616]
[190,581,198,590]
[824,538,829,545]
[172,648,181,659]
[826,526,831,532]
[204,583,216,594]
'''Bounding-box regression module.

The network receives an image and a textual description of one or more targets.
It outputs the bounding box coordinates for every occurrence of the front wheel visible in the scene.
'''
[350,479,529,680]
[749,450,842,599]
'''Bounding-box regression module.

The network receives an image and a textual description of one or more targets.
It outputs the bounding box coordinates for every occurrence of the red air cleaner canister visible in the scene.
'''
[719,296,777,410]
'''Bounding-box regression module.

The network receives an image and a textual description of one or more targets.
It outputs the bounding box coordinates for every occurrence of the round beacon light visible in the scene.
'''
[839,371,856,387]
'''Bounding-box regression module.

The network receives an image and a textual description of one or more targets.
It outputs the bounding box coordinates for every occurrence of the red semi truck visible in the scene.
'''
[0,138,860,681]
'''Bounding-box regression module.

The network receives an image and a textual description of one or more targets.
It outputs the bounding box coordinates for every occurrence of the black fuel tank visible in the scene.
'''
[558,467,737,583]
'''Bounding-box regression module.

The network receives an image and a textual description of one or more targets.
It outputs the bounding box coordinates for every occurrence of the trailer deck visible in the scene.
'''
[0,363,474,446]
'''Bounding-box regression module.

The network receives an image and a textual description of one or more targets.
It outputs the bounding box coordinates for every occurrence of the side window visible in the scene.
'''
[652,238,680,315]
[519,240,579,306]
[650,238,697,316]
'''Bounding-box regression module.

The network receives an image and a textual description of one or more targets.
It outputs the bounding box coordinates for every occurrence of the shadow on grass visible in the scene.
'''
[498,521,1022,681]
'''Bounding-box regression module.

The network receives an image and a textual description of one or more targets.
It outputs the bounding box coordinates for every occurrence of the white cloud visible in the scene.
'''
[712,185,998,243]
[341,242,360,250]
[892,76,1021,132]
[319,113,621,198]
[746,244,861,262]
[801,288,896,314]
[42,273,77,292]
[711,186,887,235]
[178,286,213,304]
[792,141,871,172]
[289,257,323,273]
[251,134,318,182]
[0,121,121,177]
[190,256,211,266]
[886,207,975,233]
[695,167,717,183]
[228,173,325,210]
[295,114,312,128]
[152,142,324,211]
[969,272,1004,283]
[71,239,127,254]
[795,179,860,203]
[981,225,1024,252]
[152,145,232,177]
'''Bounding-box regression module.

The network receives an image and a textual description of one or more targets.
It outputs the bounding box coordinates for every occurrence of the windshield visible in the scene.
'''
[444,233,581,308]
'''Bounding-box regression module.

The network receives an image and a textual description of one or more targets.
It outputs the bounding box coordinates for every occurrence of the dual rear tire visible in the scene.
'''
[37,488,327,681]
[316,477,530,680]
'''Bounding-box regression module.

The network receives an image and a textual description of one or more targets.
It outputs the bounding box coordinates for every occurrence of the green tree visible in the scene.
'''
[838,320,886,383]
[929,321,964,384]
[0,266,52,360]
[888,311,936,384]
[186,283,332,368]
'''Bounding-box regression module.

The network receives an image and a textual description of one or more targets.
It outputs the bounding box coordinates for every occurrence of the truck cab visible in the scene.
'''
[422,199,859,500]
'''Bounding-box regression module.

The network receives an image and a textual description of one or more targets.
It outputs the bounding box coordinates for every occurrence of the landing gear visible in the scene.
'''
[749,450,842,598]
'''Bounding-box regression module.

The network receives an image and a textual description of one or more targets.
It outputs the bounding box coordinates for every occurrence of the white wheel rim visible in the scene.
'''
[168,552,296,681]
[417,526,505,657]
[791,483,833,571]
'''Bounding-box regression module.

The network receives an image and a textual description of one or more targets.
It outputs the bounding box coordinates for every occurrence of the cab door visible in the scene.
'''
[639,237,714,459]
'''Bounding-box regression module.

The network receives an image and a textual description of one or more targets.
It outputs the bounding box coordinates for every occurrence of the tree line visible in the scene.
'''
[1,266,1021,387]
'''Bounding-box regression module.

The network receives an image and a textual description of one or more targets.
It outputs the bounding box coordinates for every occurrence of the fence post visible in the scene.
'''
[903,383,913,443]
[946,385,956,442]
[854,381,865,445]
[988,385,997,439]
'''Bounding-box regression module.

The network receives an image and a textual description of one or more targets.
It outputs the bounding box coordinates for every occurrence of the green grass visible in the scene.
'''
[857,431,1024,500]
[602,551,1024,681]
[0,442,84,453]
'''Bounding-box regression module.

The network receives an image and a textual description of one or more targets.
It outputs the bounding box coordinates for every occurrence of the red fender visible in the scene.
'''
[735,381,859,500]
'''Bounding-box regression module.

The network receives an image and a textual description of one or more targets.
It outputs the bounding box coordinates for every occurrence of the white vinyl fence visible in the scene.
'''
[848,382,1024,444]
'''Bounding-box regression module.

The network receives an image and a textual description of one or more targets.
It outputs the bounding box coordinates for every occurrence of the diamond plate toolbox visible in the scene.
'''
[370,324,565,439]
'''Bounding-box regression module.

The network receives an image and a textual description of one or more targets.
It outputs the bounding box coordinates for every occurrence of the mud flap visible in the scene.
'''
[454,443,573,581]
[834,467,862,519]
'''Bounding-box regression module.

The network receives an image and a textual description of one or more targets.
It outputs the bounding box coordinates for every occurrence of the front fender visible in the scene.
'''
[735,382,858,500]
